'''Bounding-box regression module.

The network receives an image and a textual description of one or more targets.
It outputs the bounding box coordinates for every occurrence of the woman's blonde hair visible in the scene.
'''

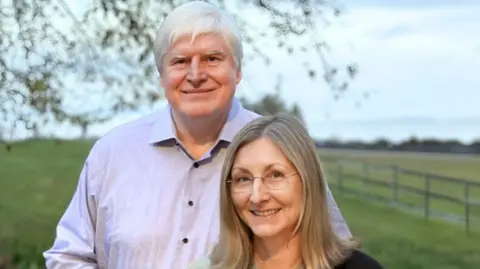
[210,113,357,269]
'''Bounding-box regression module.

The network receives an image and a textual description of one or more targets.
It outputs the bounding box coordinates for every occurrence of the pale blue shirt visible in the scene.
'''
[43,98,351,269]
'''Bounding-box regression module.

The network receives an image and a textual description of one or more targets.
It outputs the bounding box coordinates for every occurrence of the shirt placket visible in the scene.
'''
[175,159,202,267]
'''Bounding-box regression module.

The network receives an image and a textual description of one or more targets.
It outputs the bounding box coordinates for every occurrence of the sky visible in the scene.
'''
[230,0,480,142]
[5,0,480,142]
[240,0,480,122]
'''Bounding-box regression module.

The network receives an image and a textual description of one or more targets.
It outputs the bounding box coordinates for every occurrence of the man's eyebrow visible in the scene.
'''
[205,50,227,55]
[168,53,187,58]
[164,54,186,62]
[165,51,225,59]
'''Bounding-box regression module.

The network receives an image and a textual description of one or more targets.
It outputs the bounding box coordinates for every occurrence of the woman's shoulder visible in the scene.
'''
[337,249,384,269]
[186,256,212,269]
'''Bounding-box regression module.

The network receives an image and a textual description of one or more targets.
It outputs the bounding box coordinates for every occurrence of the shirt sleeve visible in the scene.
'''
[325,183,352,239]
[43,148,101,268]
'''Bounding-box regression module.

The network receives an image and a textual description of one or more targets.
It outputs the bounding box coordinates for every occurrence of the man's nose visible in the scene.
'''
[186,57,207,87]
[249,178,269,204]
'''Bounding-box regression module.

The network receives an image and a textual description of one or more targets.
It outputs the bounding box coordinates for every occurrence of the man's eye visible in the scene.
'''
[173,59,186,64]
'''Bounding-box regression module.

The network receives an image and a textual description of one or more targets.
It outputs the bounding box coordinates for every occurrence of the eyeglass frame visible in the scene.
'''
[226,172,300,193]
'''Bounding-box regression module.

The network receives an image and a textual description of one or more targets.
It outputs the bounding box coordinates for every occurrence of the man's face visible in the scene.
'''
[160,32,241,119]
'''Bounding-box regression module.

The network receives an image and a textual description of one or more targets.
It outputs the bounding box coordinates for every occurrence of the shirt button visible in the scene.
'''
[188,200,194,206]
[182,238,189,244]
[193,162,199,168]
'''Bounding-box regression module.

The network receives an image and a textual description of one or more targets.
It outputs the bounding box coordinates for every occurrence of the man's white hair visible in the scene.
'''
[154,1,243,73]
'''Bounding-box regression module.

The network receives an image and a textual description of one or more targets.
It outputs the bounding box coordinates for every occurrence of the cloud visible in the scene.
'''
[296,2,480,124]
[344,0,480,9]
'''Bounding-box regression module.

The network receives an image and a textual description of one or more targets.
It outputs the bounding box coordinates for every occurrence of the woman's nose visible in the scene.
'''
[249,178,269,204]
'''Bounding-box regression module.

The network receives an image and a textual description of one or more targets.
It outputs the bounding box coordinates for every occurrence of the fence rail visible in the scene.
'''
[322,157,480,234]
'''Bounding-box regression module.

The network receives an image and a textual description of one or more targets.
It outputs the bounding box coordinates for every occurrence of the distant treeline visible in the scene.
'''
[315,137,480,155]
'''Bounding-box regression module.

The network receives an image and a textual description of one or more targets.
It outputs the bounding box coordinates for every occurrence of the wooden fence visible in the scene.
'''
[322,158,480,234]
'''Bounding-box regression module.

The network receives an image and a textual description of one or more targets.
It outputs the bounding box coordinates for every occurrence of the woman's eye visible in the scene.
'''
[235,177,251,183]
[271,171,284,178]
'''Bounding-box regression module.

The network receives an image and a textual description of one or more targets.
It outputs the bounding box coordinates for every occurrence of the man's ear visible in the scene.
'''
[159,77,164,89]
[236,65,242,85]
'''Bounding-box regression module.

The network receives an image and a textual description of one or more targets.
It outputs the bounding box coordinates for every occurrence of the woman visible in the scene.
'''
[187,113,383,269]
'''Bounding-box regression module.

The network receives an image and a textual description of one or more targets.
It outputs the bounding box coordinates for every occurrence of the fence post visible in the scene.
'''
[363,162,369,198]
[424,176,430,219]
[464,182,470,234]
[392,166,398,203]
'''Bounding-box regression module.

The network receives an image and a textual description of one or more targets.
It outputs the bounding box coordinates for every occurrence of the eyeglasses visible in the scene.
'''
[227,171,299,193]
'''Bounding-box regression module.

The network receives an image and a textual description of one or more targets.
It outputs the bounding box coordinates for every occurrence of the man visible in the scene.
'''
[43,1,351,268]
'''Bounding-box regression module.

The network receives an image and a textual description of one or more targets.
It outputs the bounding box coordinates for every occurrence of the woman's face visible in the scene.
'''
[230,138,303,240]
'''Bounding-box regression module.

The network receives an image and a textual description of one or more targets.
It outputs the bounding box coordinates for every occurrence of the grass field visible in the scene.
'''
[1,140,479,268]
[317,148,480,233]
[318,148,480,180]
[335,193,480,269]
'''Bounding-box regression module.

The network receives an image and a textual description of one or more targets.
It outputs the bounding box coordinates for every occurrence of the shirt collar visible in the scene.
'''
[148,97,256,145]
[147,104,176,144]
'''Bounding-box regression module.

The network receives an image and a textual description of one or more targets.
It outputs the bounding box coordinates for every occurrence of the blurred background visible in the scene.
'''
[0,0,479,268]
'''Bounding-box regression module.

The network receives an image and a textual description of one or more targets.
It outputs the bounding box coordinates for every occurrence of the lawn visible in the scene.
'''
[318,148,480,181]
[0,139,93,267]
[336,193,480,269]
[1,140,479,268]
[318,148,480,234]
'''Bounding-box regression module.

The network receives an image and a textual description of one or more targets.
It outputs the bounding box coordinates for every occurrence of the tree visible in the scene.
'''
[1,0,357,141]
[239,94,305,123]
[239,75,305,124]
[68,112,110,139]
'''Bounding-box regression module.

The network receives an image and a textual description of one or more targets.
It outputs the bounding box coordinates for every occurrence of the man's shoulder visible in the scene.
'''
[86,110,164,159]
[237,107,261,125]
[96,111,161,145]
[338,249,384,269]
[243,108,261,119]
[186,256,211,269]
